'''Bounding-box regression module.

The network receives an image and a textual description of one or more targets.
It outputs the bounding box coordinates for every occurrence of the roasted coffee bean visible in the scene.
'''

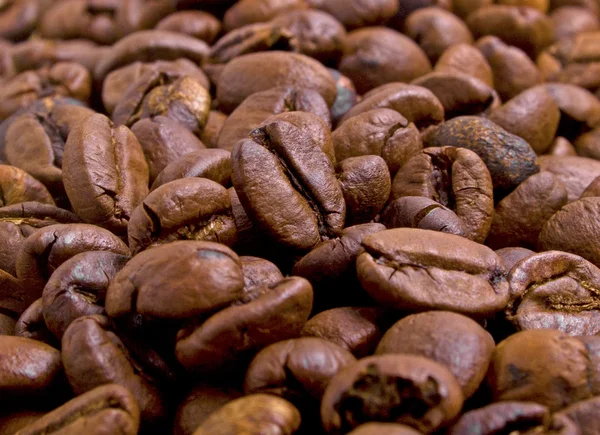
[0,0,47,42]
[423,116,540,197]
[309,0,399,30]
[156,11,222,44]
[201,111,227,149]
[542,32,600,91]
[495,247,536,271]
[544,83,600,139]
[538,197,600,267]
[340,83,445,130]
[151,149,232,191]
[14,384,140,435]
[381,196,468,237]
[107,241,244,320]
[94,30,209,82]
[0,62,92,120]
[321,354,464,434]
[476,36,543,101]
[507,251,600,335]
[581,174,600,198]
[550,7,599,41]
[39,0,121,44]
[192,394,301,435]
[376,311,495,398]
[339,27,432,95]
[42,251,129,339]
[112,72,211,136]
[208,22,298,65]
[217,51,337,114]
[486,172,568,249]
[63,113,149,233]
[175,276,313,373]
[244,337,356,404]
[467,5,554,58]
[435,44,494,87]
[223,0,307,31]
[488,86,560,155]
[61,315,168,426]
[449,402,551,435]
[232,115,345,251]
[14,298,57,347]
[555,396,600,435]
[333,108,422,175]
[486,329,600,410]
[128,178,237,254]
[8,38,108,76]
[174,384,243,435]
[217,86,331,152]
[539,155,600,201]
[301,307,387,358]
[404,8,473,63]
[357,228,509,317]
[102,59,210,116]
[338,156,391,225]
[0,336,63,402]
[131,116,206,183]
[240,256,284,292]
[548,136,578,156]
[412,72,498,119]
[391,147,493,242]
[0,202,80,277]
[3,100,94,197]
[0,164,54,206]
[271,9,346,64]
[13,223,129,313]
[293,223,385,310]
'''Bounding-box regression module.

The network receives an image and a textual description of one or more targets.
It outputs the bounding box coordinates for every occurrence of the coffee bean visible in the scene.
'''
[391,147,493,242]
[156,11,222,44]
[339,27,432,95]
[486,329,600,410]
[192,394,301,435]
[14,384,140,435]
[63,113,149,232]
[423,116,540,197]
[376,311,495,398]
[301,307,387,358]
[321,354,464,433]
[357,228,509,317]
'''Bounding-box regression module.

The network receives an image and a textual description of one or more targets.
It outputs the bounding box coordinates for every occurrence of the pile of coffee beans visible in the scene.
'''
[2,0,600,433]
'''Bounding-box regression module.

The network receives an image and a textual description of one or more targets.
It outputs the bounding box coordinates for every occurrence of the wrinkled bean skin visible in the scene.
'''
[63,113,149,233]
[175,276,313,373]
[391,147,494,243]
[423,116,540,197]
[127,178,238,255]
[321,354,464,434]
[244,337,357,403]
[507,251,600,335]
[232,117,345,252]
[14,384,140,435]
[357,228,509,318]
[42,251,130,339]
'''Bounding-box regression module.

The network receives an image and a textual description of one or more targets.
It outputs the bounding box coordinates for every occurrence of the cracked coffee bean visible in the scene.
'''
[321,354,464,434]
